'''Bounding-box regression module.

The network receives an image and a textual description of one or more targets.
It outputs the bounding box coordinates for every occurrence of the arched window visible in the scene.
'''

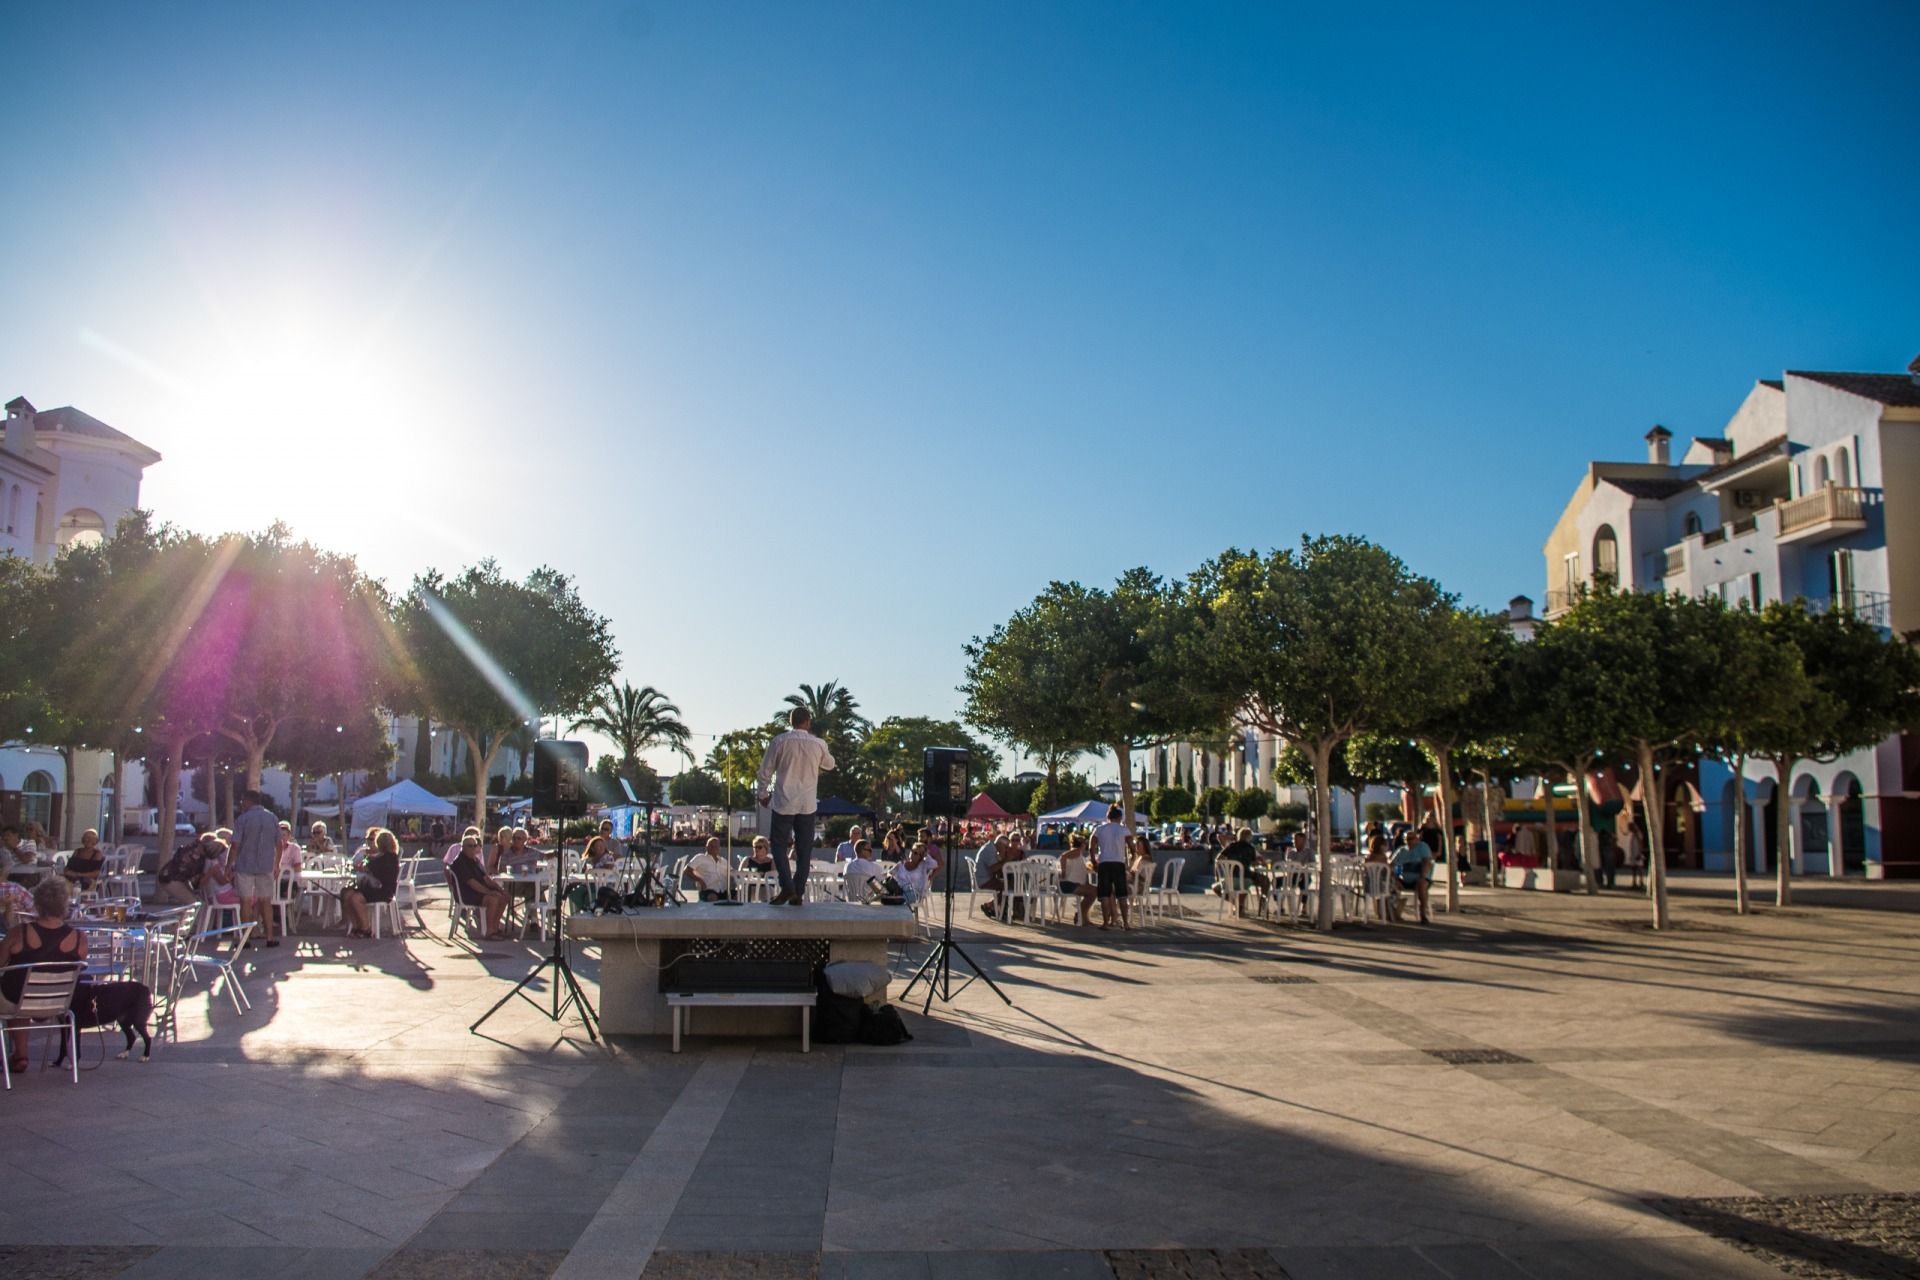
[1835,446,1853,488]
[1684,512,1703,537]
[57,507,106,549]
[1814,456,1831,490]
[1591,525,1619,583]
[21,769,55,834]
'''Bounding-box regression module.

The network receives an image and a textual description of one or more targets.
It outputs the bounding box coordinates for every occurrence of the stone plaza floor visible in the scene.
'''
[5,880,1920,1279]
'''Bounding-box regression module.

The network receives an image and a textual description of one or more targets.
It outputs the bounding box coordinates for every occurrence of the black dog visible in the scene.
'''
[57,980,155,1063]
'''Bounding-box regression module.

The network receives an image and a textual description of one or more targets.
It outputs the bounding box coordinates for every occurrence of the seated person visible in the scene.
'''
[891,841,942,908]
[978,830,1025,919]
[306,821,335,857]
[1216,827,1268,895]
[742,836,776,878]
[1390,833,1435,925]
[504,826,544,868]
[834,825,864,863]
[201,844,241,910]
[686,838,733,902]
[275,822,303,882]
[1055,833,1096,926]
[1,877,87,1072]
[583,819,619,869]
[842,839,885,902]
[61,829,108,890]
[447,833,510,939]
[486,826,512,875]
[444,825,483,867]
[340,828,402,938]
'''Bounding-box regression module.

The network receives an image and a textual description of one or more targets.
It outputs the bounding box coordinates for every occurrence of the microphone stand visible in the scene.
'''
[471,829,603,1044]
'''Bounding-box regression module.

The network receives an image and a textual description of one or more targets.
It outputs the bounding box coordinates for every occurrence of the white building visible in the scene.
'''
[1,395,163,841]
[1541,360,1920,878]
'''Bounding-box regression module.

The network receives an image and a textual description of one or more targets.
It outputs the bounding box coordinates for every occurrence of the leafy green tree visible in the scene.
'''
[1031,770,1100,816]
[592,753,659,804]
[1228,788,1270,822]
[963,569,1231,831]
[393,560,619,827]
[981,776,1037,816]
[1151,786,1196,821]
[1691,604,1809,914]
[857,716,996,811]
[1388,607,1508,911]
[277,708,394,828]
[1749,601,1920,906]
[670,769,727,807]
[1190,537,1461,930]
[1199,785,1235,820]
[706,727,770,812]
[1344,732,1432,830]
[571,682,693,783]
[1547,587,1728,927]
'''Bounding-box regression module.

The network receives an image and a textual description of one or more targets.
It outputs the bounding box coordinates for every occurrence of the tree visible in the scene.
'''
[1692,604,1809,914]
[1276,740,1363,837]
[1749,601,1920,906]
[1228,788,1270,822]
[278,708,394,828]
[670,769,727,808]
[963,569,1230,833]
[706,727,771,813]
[982,776,1037,816]
[393,561,619,828]
[857,716,996,812]
[571,682,693,783]
[1345,732,1433,833]
[592,753,659,804]
[1189,537,1460,930]
[1199,785,1236,820]
[1392,608,1510,912]
[1150,786,1195,821]
[1546,587,1726,928]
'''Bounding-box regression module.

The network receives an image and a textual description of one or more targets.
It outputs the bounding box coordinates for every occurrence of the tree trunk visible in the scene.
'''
[246,745,266,792]
[1312,738,1337,932]
[1431,745,1460,913]
[1636,741,1670,929]
[1348,786,1363,841]
[1477,769,1498,889]
[466,732,502,841]
[415,716,432,778]
[1771,755,1796,907]
[1541,771,1560,885]
[156,739,185,868]
[1570,761,1599,896]
[1730,754,1749,915]
[1117,741,1136,833]
[61,745,78,846]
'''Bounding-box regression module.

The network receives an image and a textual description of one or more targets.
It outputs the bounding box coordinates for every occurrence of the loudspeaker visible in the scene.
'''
[533,739,590,819]
[922,747,970,817]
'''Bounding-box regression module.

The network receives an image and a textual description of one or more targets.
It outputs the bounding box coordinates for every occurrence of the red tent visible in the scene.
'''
[965,792,1013,821]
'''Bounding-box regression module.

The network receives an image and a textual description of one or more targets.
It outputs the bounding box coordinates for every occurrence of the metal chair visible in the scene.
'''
[1,962,84,1089]
[181,922,256,1014]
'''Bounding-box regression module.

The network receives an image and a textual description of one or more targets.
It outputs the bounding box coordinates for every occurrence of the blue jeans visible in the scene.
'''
[768,811,815,897]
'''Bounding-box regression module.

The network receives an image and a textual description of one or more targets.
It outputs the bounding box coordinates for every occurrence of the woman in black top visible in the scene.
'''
[1,877,86,1071]
[61,829,107,891]
[341,828,402,938]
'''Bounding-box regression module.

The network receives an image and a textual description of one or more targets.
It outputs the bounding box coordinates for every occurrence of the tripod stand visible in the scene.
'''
[471,834,603,1044]
[900,826,1013,1014]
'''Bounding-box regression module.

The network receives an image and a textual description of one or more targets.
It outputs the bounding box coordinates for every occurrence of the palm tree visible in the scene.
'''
[776,680,870,744]
[571,682,692,782]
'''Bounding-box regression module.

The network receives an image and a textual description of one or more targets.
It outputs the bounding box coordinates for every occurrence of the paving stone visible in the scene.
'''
[1267,1246,1445,1279]
[116,1247,389,1280]
[642,1251,817,1278]
[0,1245,156,1280]
[365,1250,568,1280]
[1106,1249,1286,1279]
[1650,1192,1920,1278]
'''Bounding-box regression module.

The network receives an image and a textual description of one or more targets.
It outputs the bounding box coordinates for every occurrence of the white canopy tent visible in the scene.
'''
[350,779,457,837]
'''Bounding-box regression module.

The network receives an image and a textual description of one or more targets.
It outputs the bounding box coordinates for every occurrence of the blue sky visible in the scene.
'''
[4,2,1917,776]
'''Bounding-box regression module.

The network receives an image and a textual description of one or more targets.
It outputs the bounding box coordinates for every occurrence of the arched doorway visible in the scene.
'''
[21,769,55,837]
[1723,776,1762,871]
[1755,778,1779,872]
[1794,774,1828,875]
[1592,524,1619,586]
[1832,773,1866,875]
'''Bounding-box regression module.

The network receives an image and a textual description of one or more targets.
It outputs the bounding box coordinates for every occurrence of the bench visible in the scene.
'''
[667,991,816,1053]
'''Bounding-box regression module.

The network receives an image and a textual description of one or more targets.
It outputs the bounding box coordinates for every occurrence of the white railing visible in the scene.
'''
[1778,486,1865,536]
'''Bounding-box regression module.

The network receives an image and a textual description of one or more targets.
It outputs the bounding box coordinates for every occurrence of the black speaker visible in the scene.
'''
[533,739,590,819]
[922,747,970,817]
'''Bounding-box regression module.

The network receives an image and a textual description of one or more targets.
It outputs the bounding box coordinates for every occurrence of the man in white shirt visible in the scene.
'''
[834,825,864,863]
[687,837,733,901]
[756,708,837,906]
[1089,803,1133,930]
[842,839,885,902]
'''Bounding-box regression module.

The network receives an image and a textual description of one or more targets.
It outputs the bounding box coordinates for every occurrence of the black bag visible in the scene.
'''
[874,875,907,906]
[814,979,865,1044]
[858,1002,913,1045]
[593,886,626,914]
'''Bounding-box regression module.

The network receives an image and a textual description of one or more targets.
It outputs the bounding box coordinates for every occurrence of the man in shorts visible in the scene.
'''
[230,790,282,946]
[1090,804,1133,930]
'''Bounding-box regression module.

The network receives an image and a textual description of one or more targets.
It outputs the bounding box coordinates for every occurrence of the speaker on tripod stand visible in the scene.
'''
[901,747,1012,1012]
[471,738,603,1043]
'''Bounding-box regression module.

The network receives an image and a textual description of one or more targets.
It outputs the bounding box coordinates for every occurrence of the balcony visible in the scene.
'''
[1544,589,1576,618]
[1776,486,1868,544]
[1809,589,1892,628]
[1660,545,1684,578]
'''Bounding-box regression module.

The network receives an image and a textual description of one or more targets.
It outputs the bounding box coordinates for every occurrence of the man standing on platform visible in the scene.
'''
[756,708,836,906]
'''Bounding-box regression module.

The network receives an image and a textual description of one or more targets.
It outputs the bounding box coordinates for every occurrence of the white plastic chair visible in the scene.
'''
[1150,857,1185,923]
[270,872,300,938]
[1215,859,1249,919]
[963,855,982,917]
[391,856,428,934]
[447,889,487,942]
[1359,862,1392,921]
[0,962,83,1088]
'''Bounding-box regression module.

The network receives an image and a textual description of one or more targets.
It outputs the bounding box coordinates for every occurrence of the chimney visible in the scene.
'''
[1645,424,1672,465]
[1508,595,1534,623]
[3,397,34,457]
